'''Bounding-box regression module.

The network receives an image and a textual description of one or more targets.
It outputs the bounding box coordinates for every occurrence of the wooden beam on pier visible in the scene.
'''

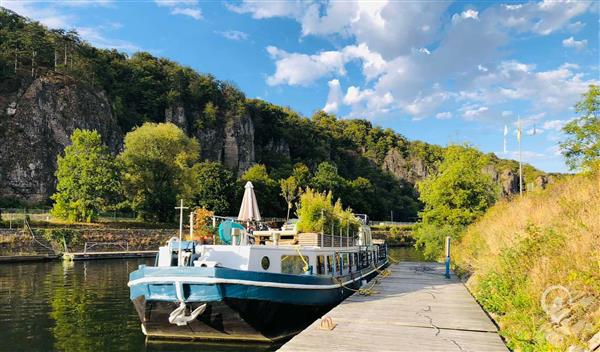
[279,261,507,352]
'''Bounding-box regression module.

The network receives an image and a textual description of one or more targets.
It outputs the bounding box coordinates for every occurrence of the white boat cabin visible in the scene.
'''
[156,216,386,277]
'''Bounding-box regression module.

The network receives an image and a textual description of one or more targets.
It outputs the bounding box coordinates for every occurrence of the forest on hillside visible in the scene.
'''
[0,9,546,221]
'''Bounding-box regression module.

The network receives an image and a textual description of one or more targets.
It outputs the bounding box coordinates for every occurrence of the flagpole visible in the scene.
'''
[176,199,189,266]
[518,116,523,197]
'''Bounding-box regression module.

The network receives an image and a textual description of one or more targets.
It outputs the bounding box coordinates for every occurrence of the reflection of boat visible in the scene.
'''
[128,183,388,342]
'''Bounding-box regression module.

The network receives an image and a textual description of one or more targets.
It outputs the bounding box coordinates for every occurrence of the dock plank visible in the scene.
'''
[279,262,507,352]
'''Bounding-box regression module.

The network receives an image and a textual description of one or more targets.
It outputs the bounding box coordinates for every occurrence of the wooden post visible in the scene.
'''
[444,236,451,279]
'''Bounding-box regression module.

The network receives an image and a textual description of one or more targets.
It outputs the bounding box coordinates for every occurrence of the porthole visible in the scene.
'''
[261,256,270,270]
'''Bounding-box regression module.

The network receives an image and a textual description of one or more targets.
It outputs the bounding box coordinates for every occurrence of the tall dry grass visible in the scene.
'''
[455,170,600,350]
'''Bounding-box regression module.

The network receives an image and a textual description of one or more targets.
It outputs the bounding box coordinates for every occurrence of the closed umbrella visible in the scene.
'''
[237,181,261,222]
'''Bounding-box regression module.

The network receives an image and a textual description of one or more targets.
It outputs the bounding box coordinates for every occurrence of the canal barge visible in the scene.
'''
[128,184,388,342]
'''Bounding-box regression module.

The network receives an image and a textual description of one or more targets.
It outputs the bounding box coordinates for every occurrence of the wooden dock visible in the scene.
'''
[279,261,507,352]
[63,250,157,261]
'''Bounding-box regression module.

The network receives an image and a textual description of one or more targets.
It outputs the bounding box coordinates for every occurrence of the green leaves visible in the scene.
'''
[118,122,199,222]
[51,129,120,222]
[560,84,600,171]
[414,145,499,259]
[190,161,235,215]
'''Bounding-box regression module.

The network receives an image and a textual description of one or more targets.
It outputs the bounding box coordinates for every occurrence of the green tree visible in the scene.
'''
[119,123,199,222]
[51,129,119,222]
[292,163,311,189]
[239,164,280,217]
[414,145,499,259]
[279,176,298,220]
[560,85,600,171]
[190,161,235,215]
[311,161,348,198]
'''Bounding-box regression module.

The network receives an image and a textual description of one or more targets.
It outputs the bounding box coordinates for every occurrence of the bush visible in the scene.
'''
[296,188,359,234]
[42,228,79,249]
[412,223,462,260]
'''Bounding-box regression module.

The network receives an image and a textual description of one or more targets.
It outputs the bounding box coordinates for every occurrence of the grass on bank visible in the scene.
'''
[454,170,600,351]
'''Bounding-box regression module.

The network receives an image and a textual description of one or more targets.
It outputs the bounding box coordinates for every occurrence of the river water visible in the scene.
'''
[0,247,423,352]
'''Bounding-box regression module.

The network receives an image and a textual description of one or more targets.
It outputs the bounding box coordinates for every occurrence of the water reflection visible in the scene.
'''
[0,247,424,351]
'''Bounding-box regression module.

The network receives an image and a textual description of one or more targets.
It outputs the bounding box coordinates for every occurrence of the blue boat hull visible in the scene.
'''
[129,261,388,341]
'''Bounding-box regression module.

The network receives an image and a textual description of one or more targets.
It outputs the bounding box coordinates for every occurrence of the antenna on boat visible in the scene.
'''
[175,199,189,266]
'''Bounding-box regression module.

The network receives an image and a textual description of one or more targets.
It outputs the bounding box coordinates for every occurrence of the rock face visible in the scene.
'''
[0,73,122,203]
[382,148,430,184]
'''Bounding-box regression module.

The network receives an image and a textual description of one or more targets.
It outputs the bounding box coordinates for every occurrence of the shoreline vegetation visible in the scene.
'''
[455,169,600,351]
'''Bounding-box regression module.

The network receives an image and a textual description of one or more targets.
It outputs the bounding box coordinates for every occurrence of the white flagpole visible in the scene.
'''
[175,199,189,266]
[517,116,523,197]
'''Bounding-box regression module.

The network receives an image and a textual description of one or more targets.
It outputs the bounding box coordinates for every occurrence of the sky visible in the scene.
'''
[2,0,599,172]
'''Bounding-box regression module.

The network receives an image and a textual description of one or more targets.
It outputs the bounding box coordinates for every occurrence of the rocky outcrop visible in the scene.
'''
[222,112,255,173]
[384,147,525,197]
[484,166,521,196]
[0,73,122,203]
[382,148,429,184]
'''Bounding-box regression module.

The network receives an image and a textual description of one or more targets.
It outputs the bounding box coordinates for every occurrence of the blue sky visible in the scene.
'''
[3,0,599,172]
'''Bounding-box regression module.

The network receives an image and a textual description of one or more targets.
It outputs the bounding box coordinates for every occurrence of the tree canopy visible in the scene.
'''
[560,84,600,171]
[414,145,499,259]
[190,161,236,215]
[119,123,199,222]
[51,129,119,222]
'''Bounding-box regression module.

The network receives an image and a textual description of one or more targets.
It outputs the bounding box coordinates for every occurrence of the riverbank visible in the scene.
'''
[454,171,600,351]
[0,227,176,260]
[370,223,415,247]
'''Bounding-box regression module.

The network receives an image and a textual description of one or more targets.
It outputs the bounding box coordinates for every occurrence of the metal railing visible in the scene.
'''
[83,241,129,253]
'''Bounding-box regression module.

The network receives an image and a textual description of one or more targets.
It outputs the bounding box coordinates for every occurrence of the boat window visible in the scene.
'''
[316,256,325,274]
[327,255,333,274]
[261,256,270,270]
[341,253,349,272]
[281,255,309,275]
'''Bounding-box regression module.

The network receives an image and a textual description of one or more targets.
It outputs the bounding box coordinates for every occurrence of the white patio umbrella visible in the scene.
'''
[237,181,261,222]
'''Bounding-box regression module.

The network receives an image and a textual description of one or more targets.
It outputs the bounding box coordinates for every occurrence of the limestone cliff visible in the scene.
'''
[0,73,122,203]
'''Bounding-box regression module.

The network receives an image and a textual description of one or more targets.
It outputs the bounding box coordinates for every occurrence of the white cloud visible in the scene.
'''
[436,111,452,119]
[499,1,592,35]
[225,1,304,19]
[154,0,202,20]
[562,36,587,50]
[543,119,568,131]
[233,1,595,121]
[452,9,479,23]
[170,7,202,20]
[461,105,489,120]
[323,79,343,113]
[75,27,142,52]
[154,0,198,7]
[215,30,248,41]
[266,43,385,86]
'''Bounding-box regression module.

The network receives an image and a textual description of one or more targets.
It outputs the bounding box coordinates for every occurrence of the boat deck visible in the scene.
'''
[279,261,508,351]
